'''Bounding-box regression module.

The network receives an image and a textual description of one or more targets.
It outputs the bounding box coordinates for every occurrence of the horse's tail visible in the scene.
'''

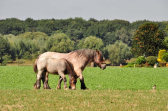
[34,55,41,74]
[33,58,38,73]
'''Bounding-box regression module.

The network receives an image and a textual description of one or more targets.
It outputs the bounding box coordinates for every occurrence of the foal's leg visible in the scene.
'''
[56,76,63,89]
[42,72,51,89]
[58,71,68,90]
[34,70,43,89]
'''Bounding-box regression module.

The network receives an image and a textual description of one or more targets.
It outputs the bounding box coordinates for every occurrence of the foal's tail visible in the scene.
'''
[33,58,38,73]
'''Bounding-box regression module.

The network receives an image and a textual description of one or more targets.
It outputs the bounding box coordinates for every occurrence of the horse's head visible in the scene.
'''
[94,50,106,70]
[69,75,77,90]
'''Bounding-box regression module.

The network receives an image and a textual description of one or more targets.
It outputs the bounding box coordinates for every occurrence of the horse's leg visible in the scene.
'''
[56,76,63,89]
[42,72,51,89]
[34,70,43,89]
[68,75,72,89]
[76,70,87,89]
[58,71,68,90]
[45,72,51,89]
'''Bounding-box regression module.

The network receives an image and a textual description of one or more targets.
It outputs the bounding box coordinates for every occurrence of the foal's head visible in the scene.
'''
[94,50,106,70]
[69,75,77,90]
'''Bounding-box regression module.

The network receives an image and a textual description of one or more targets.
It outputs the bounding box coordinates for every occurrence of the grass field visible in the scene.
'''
[0,66,168,110]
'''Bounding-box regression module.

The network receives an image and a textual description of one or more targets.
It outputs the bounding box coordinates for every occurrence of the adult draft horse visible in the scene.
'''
[34,57,77,90]
[35,49,106,89]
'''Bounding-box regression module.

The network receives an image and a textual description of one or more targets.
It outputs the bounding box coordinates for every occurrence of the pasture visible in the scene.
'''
[0,66,168,110]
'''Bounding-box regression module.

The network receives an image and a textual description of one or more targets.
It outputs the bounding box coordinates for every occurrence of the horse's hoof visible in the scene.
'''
[56,87,61,89]
[81,87,89,90]
[43,86,51,89]
[64,88,68,90]
[34,86,40,90]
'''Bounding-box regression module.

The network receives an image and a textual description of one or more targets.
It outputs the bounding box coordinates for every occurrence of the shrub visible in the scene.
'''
[128,58,137,64]
[145,56,157,66]
[162,53,168,62]
[1,61,7,66]
[124,63,135,67]
[157,49,166,62]
[136,56,146,64]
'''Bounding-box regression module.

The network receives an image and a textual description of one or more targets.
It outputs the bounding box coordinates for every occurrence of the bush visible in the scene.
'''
[1,61,7,66]
[136,56,146,64]
[128,58,137,64]
[124,63,135,67]
[162,53,168,62]
[145,56,157,66]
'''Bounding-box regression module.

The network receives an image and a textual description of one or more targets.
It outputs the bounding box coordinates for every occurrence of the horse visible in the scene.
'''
[34,49,106,89]
[33,57,77,90]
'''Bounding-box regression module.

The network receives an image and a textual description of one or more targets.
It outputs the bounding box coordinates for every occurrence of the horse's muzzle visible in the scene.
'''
[101,63,106,70]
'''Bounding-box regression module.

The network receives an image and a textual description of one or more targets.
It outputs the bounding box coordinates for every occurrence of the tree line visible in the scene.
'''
[0,17,168,65]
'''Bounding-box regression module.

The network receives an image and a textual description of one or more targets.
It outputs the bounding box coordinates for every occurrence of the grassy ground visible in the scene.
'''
[0,66,168,110]
[1,90,168,111]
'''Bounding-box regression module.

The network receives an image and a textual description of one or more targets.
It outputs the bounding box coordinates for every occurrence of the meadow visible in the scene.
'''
[0,66,168,110]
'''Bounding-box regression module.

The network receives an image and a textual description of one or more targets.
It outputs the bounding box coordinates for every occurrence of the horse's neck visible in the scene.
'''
[75,54,94,68]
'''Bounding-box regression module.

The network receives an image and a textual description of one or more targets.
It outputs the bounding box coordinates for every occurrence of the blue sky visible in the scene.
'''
[0,0,168,22]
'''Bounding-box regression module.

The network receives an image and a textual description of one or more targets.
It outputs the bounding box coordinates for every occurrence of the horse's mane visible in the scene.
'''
[70,49,97,58]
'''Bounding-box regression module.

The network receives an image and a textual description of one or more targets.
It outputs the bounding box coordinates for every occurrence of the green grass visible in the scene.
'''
[0,66,168,90]
[1,90,168,111]
[0,66,168,110]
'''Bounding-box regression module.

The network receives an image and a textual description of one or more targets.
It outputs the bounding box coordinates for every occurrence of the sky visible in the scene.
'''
[0,0,168,23]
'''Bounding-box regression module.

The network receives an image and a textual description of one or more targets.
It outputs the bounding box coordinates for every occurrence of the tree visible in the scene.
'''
[77,36,103,50]
[162,53,168,62]
[25,18,37,32]
[103,32,116,46]
[14,40,27,59]
[131,23,165,57]
[115,28,132,46]
[108,41,132,65]
[47,33,74,53]
[163,25,168,49]
[0,35,10,63]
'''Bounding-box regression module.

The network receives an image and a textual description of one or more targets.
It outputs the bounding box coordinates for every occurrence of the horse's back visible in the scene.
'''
[39,52,67,59]
[44,58,68,74]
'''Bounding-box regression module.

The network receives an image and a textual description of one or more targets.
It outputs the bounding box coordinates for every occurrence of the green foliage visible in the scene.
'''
[0,35,10,63]
[129,58,137,64]
[0,18,168,62]
[16,32,49,39]
[108,41,132,65]
[124,63,134,67]
[162,52,168,62]
[1,61,7,66]
[77,36,103,50]
[0,18,25,35]
[124,58,137,67]
[136,56,146,64]
[47,33,74,52]
[163,37,168,49]
[131,23,165,57]
[145,56,157,66]
[115,28,132,46]
[23,51,32,60]
[2,55,12,62]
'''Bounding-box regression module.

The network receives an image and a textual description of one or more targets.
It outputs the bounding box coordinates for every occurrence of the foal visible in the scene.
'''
[34,57,77,90]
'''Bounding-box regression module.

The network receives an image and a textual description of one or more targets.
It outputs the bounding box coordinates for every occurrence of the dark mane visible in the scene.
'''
[70,49,96,58]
